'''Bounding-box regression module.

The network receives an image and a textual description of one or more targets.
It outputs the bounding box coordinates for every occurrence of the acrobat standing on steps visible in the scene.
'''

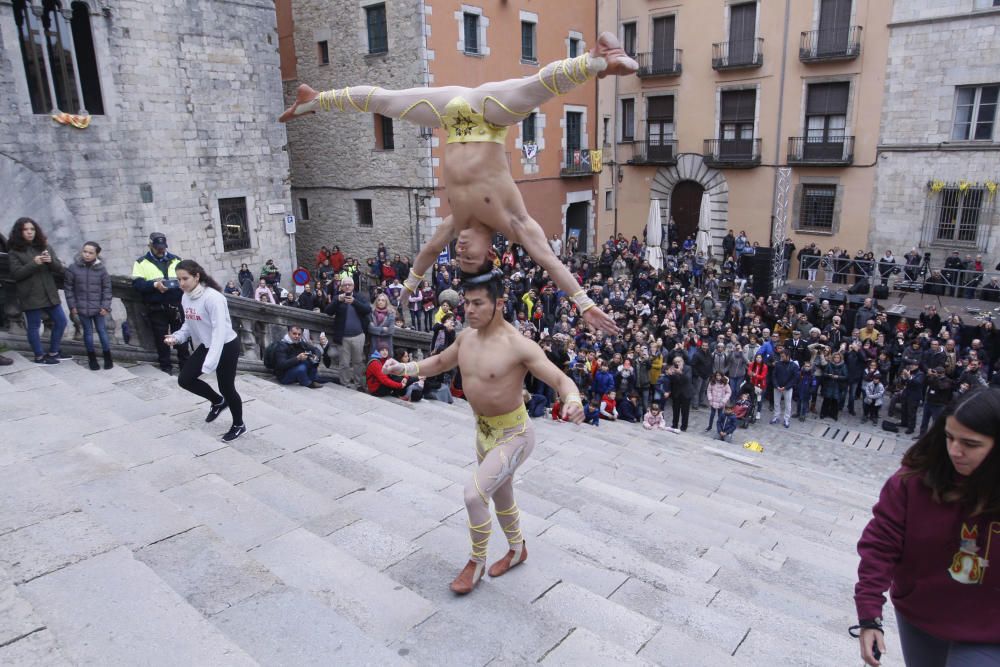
[383,271,584,594]
[280,33,638,335]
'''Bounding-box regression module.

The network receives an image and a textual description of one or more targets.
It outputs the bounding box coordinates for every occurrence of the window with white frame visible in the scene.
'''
[463,12,480,54]
[621,22,637,57]
[522,112,537,144]
[620,98,635,142]
[952,85,998,141]
[521,20,536,62]
[569,37,580,58]
[605,190,614,211]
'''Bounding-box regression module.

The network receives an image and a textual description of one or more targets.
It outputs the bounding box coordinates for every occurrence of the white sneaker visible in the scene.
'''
[666,427,681,434]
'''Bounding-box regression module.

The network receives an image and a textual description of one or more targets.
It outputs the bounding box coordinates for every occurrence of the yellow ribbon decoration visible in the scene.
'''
[51,112,91,129]
[929,179,945,194]
[743,440,764,453]
[986,181,997,200]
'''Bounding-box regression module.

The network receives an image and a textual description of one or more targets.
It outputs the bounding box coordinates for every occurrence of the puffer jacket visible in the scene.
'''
[64,255,112,316]
[706,381,732,410]
[8,245,64,311]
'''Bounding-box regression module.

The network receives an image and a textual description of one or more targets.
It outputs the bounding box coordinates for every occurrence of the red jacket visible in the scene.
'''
[855,468,1000,641]
[330,250,346,272]
[366,357,404,393]
[748,362,768,390]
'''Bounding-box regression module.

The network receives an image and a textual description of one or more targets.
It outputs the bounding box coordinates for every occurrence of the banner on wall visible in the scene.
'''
[590,150,602,172]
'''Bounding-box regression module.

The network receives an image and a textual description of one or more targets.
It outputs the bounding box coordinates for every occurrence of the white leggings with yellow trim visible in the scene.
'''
[311,54,603,129]
[463,422,536,563]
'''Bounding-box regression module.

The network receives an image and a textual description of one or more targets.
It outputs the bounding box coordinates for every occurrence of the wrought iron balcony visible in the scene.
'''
[625,140,678,166]
[561,148,595,177]
[636,50,683,78]
[799,26,862,62]
[712,38,764,70]
[787,136,854,166]
[703,138,761,168]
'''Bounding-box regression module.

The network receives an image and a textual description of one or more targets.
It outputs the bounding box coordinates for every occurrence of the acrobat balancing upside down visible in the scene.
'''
[280,32,639,335]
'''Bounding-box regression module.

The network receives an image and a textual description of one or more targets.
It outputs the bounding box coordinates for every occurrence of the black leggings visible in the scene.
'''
[178,338,243,426]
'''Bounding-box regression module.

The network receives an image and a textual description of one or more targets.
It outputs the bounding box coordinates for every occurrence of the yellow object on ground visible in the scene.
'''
[743,440,764,453]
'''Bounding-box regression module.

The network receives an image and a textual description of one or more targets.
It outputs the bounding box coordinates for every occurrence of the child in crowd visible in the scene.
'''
[642,403,668,430]
[716,404,740,441]
[705,371,731,432]
[618,391,642,423]
[862,374,885,424]
[583,397,602,426]
[733,391,753,428]
[796,361,816,421]
[599,390,619,421]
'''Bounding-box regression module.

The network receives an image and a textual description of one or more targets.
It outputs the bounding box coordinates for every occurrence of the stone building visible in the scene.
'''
[868,0,1000,270]
[0,0,292,282]
[596,0,891,265]
[277,0,598,264]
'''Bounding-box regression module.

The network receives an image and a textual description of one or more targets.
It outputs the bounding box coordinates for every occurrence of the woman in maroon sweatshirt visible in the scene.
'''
[854,388,1000,666]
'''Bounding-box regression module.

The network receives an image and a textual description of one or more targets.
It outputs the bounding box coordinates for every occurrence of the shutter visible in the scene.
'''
[652,16,675,53]
[721,89,756,122]
[806,82,849,115]
[647,96,674,121]
[729,3,756,43]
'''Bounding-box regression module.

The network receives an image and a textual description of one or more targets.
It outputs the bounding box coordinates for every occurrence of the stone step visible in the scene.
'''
[19,547,256,665]
[539,626,656,666]
[248,527,436,644]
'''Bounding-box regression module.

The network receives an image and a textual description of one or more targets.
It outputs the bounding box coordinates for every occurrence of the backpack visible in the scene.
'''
[263,340,281,371]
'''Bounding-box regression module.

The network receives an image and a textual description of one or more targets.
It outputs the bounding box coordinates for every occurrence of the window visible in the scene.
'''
[602,117,611,146]
[522,112,536,144]
[463,13,480,54]
[799,185,836,231]
[375,114,394,150]
[569,37,580,58]
[937,188,985,243]
[647,96,674,160]
[651,16,676,71]
[817,0,851,55]
[952,85,998,141]
[804,82,849,158]
[622,22,637,57]
[727,2,757,65]
[620,98,635,141]
[317,40,329,65]
[566,111,583,151]
[14,1,103,114]
[366,3,388,54]
[521,21,536,62]
[298,198,310,220]
[605,190,614,211]
[218,197,251,252]
[719,88,756,156]
[356,199,374,227]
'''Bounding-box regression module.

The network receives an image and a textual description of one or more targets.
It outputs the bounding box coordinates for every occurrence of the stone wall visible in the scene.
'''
[870,7,1000,267]
[891,0,997,23]
[0,1,292,287]
[283,0,434,269]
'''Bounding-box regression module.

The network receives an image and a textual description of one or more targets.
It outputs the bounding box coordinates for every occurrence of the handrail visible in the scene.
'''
[0,253,431,363]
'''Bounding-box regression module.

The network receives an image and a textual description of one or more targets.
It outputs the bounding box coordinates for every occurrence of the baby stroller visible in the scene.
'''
[736,377,758,427]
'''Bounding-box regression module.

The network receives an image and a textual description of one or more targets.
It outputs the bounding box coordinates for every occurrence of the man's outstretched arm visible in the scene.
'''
[405,216,456,292]
[383,329,463,378]
[518,336,584,423]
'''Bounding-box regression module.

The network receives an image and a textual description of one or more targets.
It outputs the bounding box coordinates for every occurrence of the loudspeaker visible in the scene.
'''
[751,249,774,297]
[785,285,810,299]
[881,420,899,433]
[873,284,890,300]
[848,279,871,295]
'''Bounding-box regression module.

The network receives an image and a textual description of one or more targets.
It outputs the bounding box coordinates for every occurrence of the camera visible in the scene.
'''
[162,278,180,290]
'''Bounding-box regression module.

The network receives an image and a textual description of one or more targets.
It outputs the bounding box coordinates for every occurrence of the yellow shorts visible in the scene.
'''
[475,404,530,459]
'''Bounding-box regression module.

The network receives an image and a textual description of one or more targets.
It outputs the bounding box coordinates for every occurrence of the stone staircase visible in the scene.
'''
[0,350,905,666]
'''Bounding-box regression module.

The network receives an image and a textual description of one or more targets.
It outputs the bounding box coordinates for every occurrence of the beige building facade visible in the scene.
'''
[597,0,891,265]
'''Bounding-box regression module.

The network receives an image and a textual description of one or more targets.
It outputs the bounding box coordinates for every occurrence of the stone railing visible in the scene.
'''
[0,253,432,367]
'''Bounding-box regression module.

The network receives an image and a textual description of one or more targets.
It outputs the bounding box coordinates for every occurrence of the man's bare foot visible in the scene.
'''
[488,542,527,578]
[278,84,320,123]
[449,560,485,595]
[591,32,639,78]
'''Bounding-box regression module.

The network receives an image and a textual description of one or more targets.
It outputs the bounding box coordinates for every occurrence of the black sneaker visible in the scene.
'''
[221,424,246,442]
[205,399,228,423]
[36,355,59,365]
[55,351,72,360]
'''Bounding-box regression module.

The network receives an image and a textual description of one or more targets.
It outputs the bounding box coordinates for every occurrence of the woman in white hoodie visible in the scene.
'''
[164,260,245,442]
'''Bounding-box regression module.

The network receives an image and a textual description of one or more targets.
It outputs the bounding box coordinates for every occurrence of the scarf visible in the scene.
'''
[373,307,389,327]
[189,283,206,300]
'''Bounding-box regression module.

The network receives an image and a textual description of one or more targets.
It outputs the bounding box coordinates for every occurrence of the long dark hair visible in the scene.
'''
[902,388,1000,516]
[9,217,47,251]
[175,259,222,292]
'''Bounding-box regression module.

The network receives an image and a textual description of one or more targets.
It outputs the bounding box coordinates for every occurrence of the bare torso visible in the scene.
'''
[443,142,523,243]
[456,321,530,417]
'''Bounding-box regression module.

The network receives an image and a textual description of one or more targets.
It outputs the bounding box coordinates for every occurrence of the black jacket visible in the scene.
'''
[274,338,321,374]
[324,295,371,344]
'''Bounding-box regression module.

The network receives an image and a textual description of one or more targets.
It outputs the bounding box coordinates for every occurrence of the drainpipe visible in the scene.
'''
[612,0,621,238]
[769,0,792,246]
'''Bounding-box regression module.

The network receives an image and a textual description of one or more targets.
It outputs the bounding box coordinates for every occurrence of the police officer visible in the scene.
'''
[131,232,189,374]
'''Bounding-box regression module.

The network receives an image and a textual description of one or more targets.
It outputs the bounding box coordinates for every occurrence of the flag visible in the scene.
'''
[590,149,602,172]
[523,142,538,161]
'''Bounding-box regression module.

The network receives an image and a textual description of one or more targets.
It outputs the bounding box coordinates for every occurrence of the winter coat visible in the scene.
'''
[593,370,616,396]
[747,362,768,390]
[642,411,667,430]
[64,256,112,317]
[725,350,748,380]
[369,307,396,353]
[822,361,848,400]
[771,360,799,390]
[706,381,732,410]
[863,381,885,407]
[690,348,713,379]
[8,245,64,311]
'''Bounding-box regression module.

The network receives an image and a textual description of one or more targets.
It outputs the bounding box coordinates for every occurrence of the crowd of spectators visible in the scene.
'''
[274,229,1000,445]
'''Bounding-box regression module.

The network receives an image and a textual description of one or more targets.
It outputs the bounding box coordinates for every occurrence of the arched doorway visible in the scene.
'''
[650,154,729,258]
[669,180,704,246]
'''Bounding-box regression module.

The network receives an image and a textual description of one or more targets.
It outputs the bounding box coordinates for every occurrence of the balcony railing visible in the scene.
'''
[799,26,863,62]
[625,139,678,165]
[787,136,855,166]
[703,138,761,168]
[561,148,595,177]
[636,50,683,77]
[712,38,764,70]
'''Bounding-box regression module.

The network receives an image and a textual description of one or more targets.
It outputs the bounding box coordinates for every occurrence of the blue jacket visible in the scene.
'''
[771,360,799,390]
[593,370,616,396]
[619,399,641,423]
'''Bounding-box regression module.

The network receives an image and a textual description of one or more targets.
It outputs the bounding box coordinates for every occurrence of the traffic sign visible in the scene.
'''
[292,267,311,286]
[284,215,296,234]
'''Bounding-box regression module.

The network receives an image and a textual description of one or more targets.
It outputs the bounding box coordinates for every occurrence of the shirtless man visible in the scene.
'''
[383,270,584,593]
[280,33,638,335]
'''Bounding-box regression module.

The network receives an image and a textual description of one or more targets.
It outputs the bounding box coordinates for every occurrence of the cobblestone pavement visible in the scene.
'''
[0,350,903,665]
